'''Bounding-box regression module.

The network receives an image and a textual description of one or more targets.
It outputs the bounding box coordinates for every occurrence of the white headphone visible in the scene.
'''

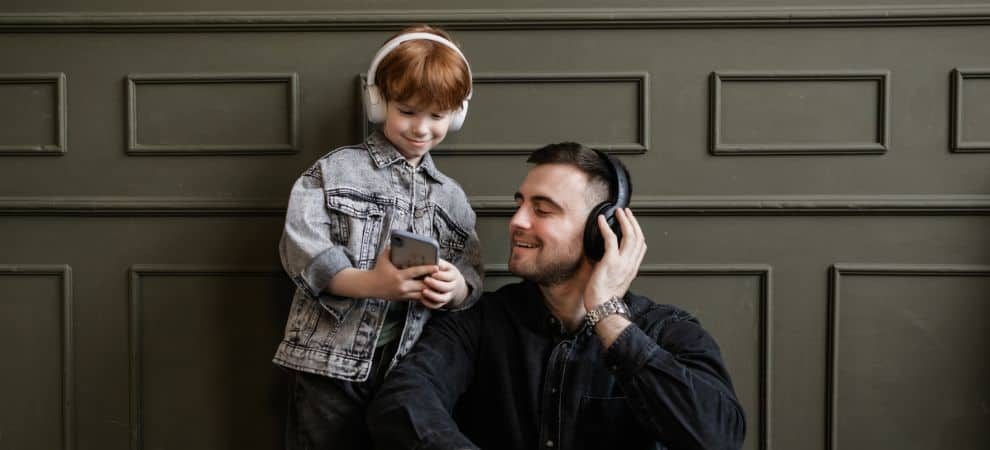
[362,32,473,131]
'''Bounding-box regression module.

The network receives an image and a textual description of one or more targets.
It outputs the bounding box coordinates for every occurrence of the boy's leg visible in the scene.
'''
[283,339,400,450]
[285,370,371,450]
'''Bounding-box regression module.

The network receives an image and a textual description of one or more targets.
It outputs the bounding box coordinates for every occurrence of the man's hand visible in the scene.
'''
[583,208,647,313]
[420,259,469,309]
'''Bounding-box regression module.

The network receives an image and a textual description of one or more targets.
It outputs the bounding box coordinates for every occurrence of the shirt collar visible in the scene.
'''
[365,131,446,184]
[517,281,587,338]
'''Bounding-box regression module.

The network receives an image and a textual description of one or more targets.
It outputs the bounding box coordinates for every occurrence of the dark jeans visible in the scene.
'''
[285,338,399,450]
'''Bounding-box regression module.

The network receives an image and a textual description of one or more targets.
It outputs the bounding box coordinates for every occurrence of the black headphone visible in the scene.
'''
[582,150,631,261]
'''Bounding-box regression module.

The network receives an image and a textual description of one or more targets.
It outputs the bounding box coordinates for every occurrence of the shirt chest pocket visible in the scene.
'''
[431,206,468,262]
[326,190,390,268]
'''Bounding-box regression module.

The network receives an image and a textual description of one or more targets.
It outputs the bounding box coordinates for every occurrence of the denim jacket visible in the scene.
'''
[273,131,483,382]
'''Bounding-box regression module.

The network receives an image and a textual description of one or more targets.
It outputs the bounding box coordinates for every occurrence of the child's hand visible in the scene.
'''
[419,259,468,309]
[369,247,439,301]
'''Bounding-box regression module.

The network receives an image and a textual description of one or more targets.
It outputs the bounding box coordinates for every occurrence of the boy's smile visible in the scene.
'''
[383,100,454,165]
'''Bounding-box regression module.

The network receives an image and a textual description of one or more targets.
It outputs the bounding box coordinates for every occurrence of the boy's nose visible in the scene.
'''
[412,118,429,136]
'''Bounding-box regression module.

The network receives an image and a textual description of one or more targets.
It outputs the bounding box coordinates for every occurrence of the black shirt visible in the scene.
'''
[368,281,746,450]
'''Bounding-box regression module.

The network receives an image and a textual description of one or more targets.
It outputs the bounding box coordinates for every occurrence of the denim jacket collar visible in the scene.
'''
[366,131,446,184]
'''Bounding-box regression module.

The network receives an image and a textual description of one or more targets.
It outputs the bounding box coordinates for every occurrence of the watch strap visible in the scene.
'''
[586,296,630,328]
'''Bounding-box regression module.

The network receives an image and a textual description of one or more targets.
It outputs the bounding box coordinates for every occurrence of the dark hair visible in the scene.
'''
[526,142,628,207]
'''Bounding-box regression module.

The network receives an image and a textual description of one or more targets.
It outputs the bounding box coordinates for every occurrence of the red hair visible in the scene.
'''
[375,25,471,111]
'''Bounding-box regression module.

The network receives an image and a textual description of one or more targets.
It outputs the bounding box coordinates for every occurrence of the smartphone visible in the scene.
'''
[389,229,439,269]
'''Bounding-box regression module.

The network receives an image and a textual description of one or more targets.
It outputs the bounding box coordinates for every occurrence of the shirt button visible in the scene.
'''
[551,387,558,394]
[414,210,424,218]
[545,440,554,448]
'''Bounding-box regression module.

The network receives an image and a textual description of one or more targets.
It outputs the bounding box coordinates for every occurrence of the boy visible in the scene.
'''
[272,25,483,449]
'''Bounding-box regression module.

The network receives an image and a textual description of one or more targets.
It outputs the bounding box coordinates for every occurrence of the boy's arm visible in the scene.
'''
[367,307,481,449]
[281,163,436,301]
[279,164,354,299]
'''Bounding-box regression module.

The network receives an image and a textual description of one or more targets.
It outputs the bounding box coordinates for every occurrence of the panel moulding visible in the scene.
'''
[126,73,300,156]
[127,265,283,450]
[826,263,990,450]
[0,73,67,156]
[3,195,990,217]
[710,71,890,156]
[4,6,990,31]
[0,264,74,450]
[951,68,990,153]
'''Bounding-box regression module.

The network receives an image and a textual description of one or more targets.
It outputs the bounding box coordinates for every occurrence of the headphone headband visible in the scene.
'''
[365,32,473,101]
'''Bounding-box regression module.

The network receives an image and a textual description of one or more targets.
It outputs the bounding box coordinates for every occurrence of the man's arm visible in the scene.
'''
[584,208,745,448]
[604,310,746,449]
[367,307,482,450]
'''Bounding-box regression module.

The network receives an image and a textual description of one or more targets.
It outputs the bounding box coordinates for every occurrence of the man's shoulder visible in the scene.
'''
[625,293,699,331]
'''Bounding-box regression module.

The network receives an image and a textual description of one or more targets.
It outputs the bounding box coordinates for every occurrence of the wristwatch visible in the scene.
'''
[585,296,630,328]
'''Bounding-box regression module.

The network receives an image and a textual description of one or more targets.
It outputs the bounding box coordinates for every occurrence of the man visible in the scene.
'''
[367,142,746,449]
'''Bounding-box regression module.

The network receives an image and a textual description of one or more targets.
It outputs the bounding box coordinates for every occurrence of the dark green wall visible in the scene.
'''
[1,2,989,450]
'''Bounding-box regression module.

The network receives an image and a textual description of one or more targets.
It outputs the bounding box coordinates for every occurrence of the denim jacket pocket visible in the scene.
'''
[326,188,390,268]
[432,206,468,262]
[317,293,354,324]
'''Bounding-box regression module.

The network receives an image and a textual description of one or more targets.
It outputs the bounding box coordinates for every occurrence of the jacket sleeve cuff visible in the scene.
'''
[603,324,666,380]
[295,246,353,299]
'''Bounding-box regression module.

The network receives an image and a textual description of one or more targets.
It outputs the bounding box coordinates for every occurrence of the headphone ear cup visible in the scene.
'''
[583,202,612,261]
[448,99,469,131]
[363,84,386,124]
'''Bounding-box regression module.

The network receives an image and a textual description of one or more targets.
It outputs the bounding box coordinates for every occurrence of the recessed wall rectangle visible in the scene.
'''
[952,69,990,153]
[129,266,290,450]
[828,265,990,450]
[127,74,299,155]
[711,71,889,155]
[361,73,649,155]
[0,74,66,155]
[0,265,73,450]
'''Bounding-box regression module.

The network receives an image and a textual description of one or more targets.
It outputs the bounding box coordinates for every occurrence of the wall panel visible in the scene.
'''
[0,265,73,450]
[0,73,66,155]
[129,266,290,450]
[829,265,990,450]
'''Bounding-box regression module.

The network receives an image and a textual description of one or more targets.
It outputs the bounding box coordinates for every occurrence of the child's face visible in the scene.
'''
[382,100,454,164]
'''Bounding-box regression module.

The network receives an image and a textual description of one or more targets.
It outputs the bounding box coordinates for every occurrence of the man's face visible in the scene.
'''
[508,163,593,286]
[382,99,453,164]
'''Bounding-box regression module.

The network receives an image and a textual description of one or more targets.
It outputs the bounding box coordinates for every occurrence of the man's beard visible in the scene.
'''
[508,246,583,287]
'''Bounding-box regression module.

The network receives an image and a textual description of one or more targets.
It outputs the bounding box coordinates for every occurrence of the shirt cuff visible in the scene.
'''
[603,323,664,380]
[296,246,353,299]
